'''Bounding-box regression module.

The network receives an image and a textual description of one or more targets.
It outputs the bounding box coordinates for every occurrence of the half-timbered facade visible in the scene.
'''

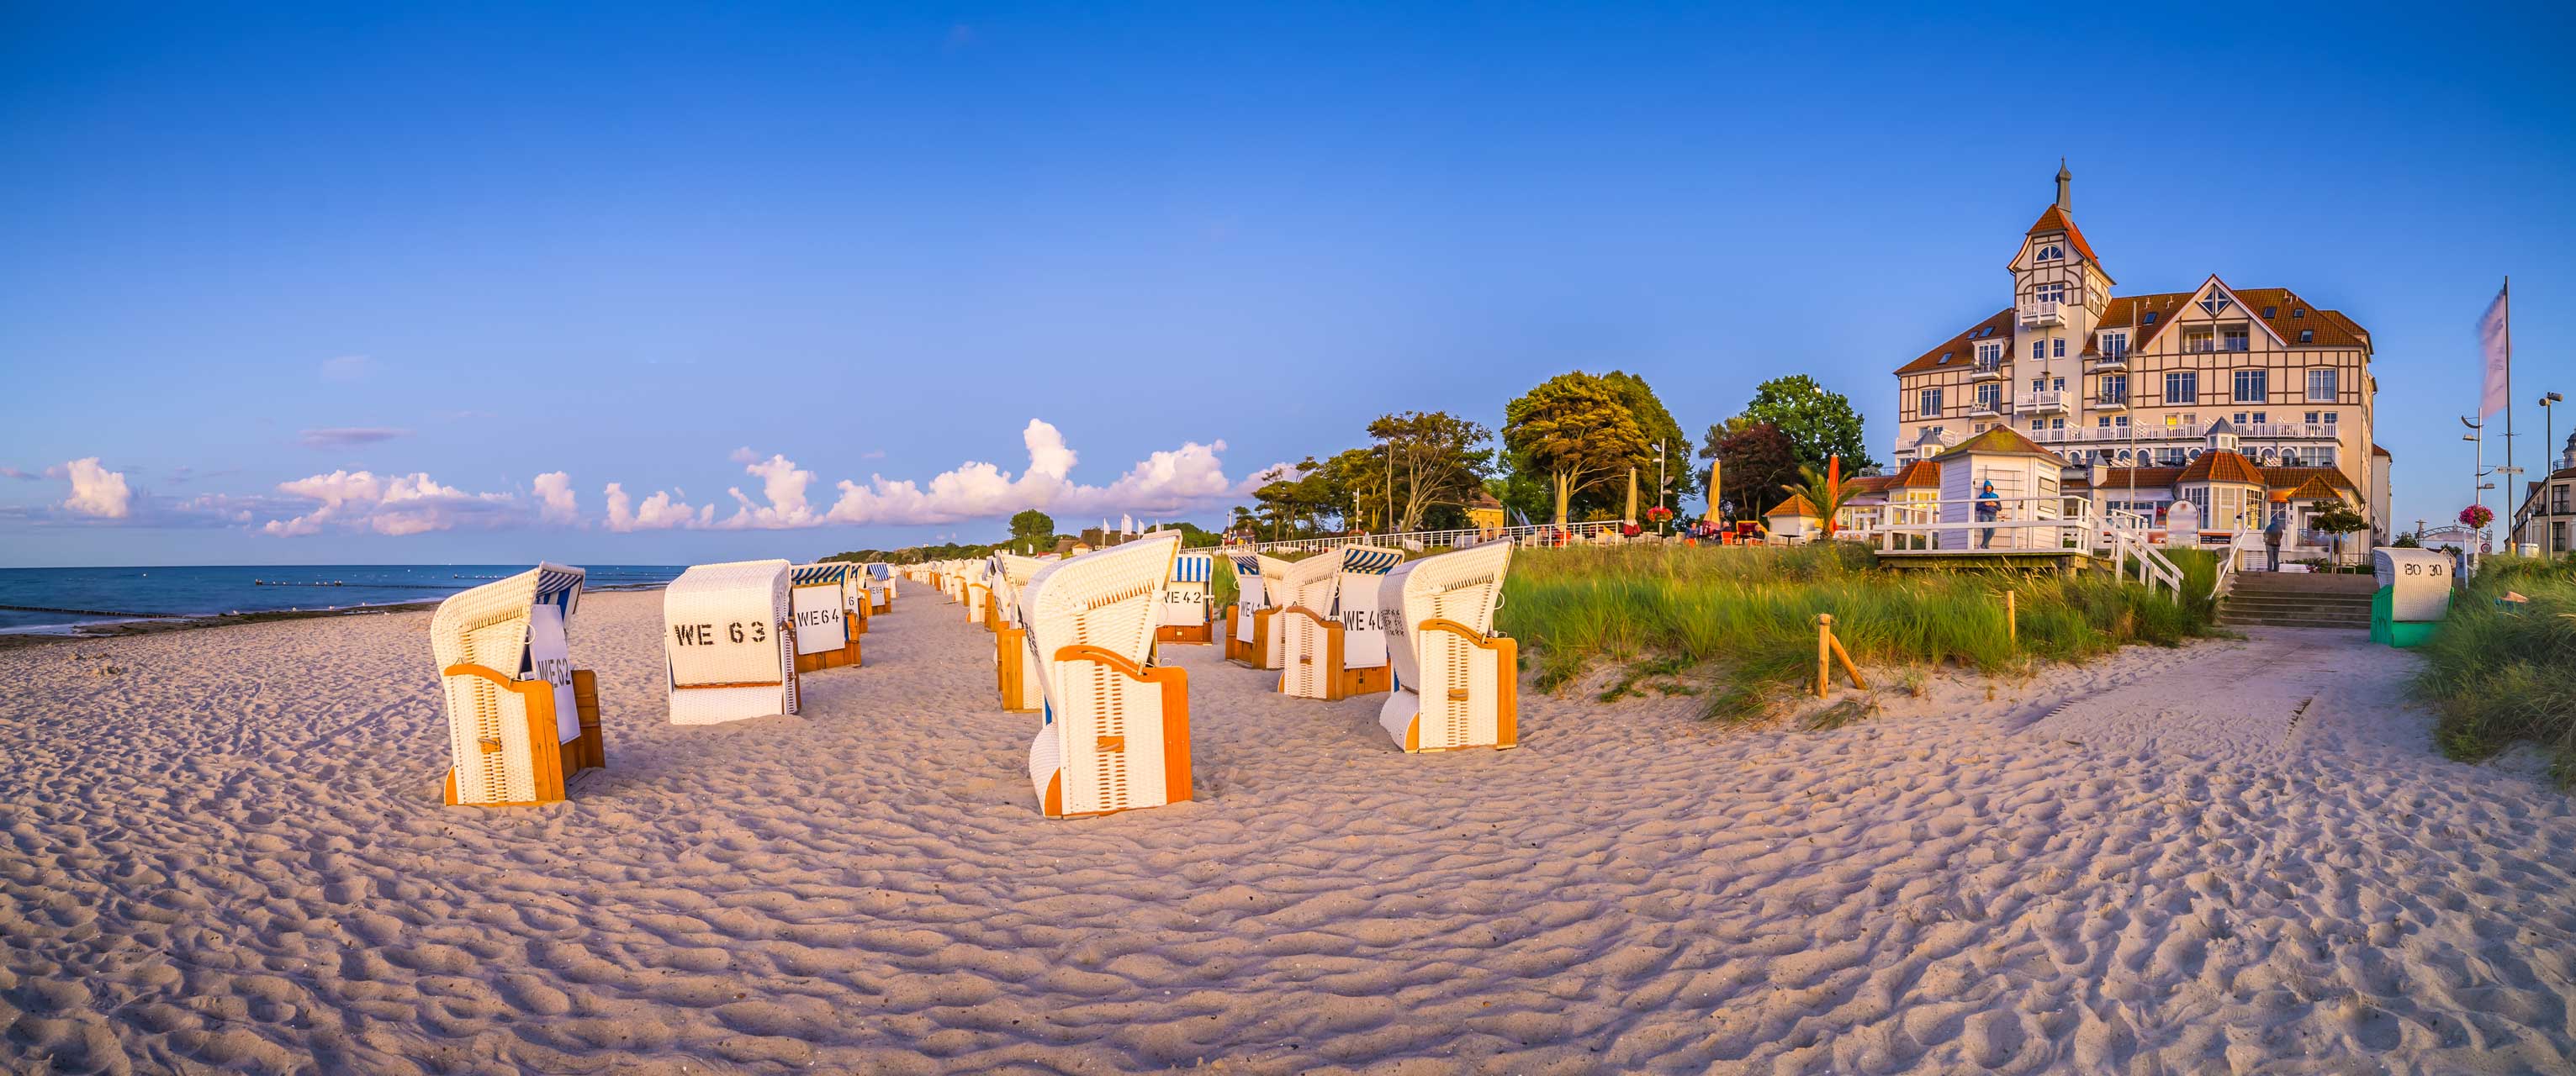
[1893,166,2394,541]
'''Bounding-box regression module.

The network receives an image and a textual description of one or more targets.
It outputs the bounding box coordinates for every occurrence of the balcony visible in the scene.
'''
[1968,397,2003,418]
[2091,352,2128,372]
[2018,299,2066,327]
[1970,362,2005,382]
[2094,393,2129,410]
[2016,390,2071,414]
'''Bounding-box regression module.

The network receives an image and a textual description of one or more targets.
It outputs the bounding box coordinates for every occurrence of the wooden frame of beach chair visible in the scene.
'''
[1376,542,1519,752]
[1156,551,1215,645]
[664,560,801,725]
[1222,553,1293,667]
[432,563,603,806]
[1277,545,1402,701]
[838,567,870,636]
[1024,533,1192,818]
[789,563,863,672]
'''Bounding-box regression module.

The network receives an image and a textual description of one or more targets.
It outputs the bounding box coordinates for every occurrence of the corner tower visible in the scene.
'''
[2005,161,2113,429]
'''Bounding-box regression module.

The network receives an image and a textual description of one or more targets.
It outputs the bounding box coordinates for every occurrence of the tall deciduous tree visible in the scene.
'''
[1503,372,1653,525]
[1008,509,1055,549]
[1598,371,1699,506]
[1736,375,1878,472]
[1700,418,1800,519]
[1367,410,1494,532]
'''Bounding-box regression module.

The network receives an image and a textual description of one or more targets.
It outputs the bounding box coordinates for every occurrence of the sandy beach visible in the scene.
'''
[3,590,2572,1074]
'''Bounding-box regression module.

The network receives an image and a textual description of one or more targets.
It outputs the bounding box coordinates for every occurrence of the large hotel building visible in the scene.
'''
[1888,166,2393,542]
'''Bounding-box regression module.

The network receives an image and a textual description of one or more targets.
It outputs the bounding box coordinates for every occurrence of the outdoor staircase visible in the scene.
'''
[2219,571,2376,630]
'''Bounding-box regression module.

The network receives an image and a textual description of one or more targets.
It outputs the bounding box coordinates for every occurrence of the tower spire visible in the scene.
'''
[2055,159,2071,213]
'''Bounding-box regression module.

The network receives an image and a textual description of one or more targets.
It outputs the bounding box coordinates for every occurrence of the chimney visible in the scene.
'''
[2055,159,2072,213]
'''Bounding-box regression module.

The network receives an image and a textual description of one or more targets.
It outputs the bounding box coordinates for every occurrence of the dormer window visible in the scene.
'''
[2298,330,2314,343]
[2037,244,2064,262]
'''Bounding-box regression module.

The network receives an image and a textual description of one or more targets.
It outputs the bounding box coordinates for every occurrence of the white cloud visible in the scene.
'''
[299,426,411,449]
[1,467,39,481]
[320,355,376,382]
[260,470,516,536]
[718,454,823,530]
[532,472,579,525]
[688,419,1239,530]
[727,446,759,464]
[603,482,712,531]
[59,458,133,519]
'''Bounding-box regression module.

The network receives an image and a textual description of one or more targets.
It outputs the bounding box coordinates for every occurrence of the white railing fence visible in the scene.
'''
[1223,519,1630,556]
[1846,495,2185,600]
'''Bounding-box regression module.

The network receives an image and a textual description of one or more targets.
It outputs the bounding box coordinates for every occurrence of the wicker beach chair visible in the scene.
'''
[992,552,1051,712]
[664,560,800,725]
[1277,545,1402,700]
[1222,553,1294,667]
[1156,551,1216,644]
[431,563,602,806]
[863,562,894,611]
[1375,542,1518,752]
[788,563,863,672]
[1023,533,1192,817]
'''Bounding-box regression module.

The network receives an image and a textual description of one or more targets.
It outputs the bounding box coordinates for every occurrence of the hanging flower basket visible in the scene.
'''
[2457,504,2494,530]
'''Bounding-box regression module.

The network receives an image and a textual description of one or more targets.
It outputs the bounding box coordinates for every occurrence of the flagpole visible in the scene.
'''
[2504,277,2515,514]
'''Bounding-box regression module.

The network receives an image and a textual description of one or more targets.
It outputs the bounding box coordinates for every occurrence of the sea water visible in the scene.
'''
[0,565,685,632]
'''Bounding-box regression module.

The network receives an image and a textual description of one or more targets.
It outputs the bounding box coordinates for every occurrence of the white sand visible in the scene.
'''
[3,592,2572,1073]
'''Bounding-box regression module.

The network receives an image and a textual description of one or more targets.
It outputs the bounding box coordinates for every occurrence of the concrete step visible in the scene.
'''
[2223,596,2374,612]
[2221,615,2371,630]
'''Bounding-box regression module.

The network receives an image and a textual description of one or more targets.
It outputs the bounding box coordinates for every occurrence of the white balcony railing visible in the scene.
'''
[1970,362,2005,382]
[2091,353,2128,370]
[2018,299,2065,326]
[2017,390,2070,413]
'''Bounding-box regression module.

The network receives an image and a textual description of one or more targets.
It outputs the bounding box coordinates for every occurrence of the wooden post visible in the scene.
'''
[2005,590,2018,647]
[1815,613,1868,697]
[1816,614,1831,698]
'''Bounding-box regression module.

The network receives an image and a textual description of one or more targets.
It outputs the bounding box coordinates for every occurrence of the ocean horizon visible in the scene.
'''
[0,564,688,632]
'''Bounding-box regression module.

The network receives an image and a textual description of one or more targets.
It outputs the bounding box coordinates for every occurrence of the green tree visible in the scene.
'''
[1778,463,1860,535]
[1503,371,1653,525]
[1367,410,1494,532]
[1701,418,1801,520]
[1599,371,1699,507]
[1736,375,1878,473]
[1008,509,1055,551]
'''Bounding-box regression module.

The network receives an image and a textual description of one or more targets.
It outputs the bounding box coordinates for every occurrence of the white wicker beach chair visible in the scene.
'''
[431,563,601,806]
[1375,542,1519,752]
[1222,553,1293,667]
[788,563,864,672]
[1157,551,1215,645]
[1277,545,1402,700]
[992,552,1051,712]
[863,562,894,611]
[664,560,800,725]
[1023,533,1191,817]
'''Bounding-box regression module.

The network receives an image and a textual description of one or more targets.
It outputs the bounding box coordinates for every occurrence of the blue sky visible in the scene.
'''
[3,3,2572,566]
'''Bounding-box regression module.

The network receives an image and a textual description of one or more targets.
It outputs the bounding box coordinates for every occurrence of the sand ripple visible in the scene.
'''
[3,598,2572,1073]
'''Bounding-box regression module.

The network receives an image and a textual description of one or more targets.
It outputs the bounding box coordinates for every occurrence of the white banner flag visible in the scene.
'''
[2478,283,2510,418]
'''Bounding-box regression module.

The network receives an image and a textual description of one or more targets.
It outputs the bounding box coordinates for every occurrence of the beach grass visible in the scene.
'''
[2413,555,2576,786]
[1493,542,2219,717]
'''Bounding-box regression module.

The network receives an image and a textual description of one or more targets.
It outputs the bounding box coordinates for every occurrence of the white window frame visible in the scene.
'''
[2307,368,2337,402]
[2100,331,2128,357]
[2165,371,2198,404]
[1918,388,1943,417]
[2233,369,2267,404]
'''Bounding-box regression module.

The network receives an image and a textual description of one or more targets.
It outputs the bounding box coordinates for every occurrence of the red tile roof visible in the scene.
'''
[1894,308,2015,376]
[2177,450,2266,485]
[1765,493,1821,519]
[2025,205,2108,278]
[2283,474,2346,501]
[2260,467,2356,493]
[1887,460,1942,488]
